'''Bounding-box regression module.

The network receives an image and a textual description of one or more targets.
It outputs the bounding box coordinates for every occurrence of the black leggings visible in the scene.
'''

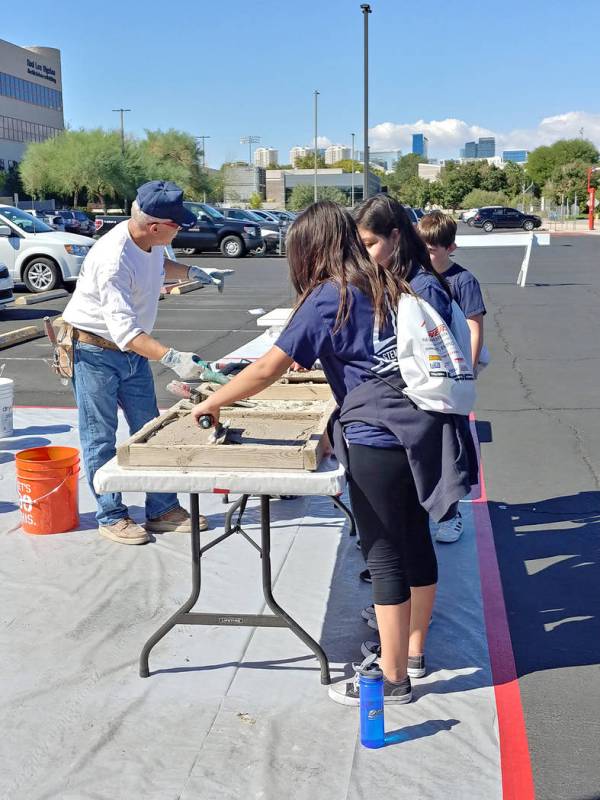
[348,443,438,605]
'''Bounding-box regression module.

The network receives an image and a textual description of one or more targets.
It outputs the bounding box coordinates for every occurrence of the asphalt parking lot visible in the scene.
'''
[1,228,599,797]
[0,252,295,408]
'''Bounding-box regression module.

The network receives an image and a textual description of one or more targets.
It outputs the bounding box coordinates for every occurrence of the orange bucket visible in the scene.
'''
[15,446,80,534]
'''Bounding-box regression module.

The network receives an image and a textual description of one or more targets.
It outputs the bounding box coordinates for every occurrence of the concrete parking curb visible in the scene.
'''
[13,289,68,305]
[0,325,45,349]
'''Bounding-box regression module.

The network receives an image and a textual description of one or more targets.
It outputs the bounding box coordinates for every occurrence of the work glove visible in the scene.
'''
[188,266,235,293]
[160,349,230,384]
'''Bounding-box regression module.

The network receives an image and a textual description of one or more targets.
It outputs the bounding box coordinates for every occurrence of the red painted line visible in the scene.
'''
[470,417,536,800]
[212,488,230,494]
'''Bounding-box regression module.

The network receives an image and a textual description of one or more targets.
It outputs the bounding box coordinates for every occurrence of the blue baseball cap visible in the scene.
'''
[136,180,197,228]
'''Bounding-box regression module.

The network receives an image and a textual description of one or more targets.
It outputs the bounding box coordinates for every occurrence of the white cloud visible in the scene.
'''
[368,111,600,158]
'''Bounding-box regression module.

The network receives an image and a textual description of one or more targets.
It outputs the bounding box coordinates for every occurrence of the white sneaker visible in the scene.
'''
[435,510,463,543]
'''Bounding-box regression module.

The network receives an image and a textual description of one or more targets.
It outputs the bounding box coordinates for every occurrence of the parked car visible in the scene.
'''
[71,210,95,236]
[55,210,82,234]
[220,208,283,254]
[0,206,95,292]
[176,202,262,257]
[472,207,542,232]
[0,261,14,308]
[402,206,419,225]
[270,210,297,223]
[251,209,287,225]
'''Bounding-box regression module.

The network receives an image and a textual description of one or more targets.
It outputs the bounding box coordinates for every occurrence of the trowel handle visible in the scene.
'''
[198,414,214,429]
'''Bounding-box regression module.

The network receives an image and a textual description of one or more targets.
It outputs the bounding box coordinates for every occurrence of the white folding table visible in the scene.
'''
[94,456,353,685]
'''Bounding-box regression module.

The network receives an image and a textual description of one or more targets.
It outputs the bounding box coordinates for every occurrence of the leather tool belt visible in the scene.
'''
[72,327,121,352]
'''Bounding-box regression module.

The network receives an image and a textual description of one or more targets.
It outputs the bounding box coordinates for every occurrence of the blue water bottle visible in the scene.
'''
[358,656,385,749]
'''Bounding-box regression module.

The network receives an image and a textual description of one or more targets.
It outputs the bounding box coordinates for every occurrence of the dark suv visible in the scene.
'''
[173,202,262,257]
[472,207,542,233]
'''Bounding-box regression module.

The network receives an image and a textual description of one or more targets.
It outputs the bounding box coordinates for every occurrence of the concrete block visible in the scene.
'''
[13,289,68,305]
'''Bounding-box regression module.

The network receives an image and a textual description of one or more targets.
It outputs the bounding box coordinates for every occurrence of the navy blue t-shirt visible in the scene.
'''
[276,267,452,448]
[443,262,486,319]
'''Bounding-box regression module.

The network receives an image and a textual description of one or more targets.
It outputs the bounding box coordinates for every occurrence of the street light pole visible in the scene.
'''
[240,135,260,166]
[351,132,355,207]
[314,89,320,203]
[361,4,371,202]
[112,108,131,156]
[195,135,211,169]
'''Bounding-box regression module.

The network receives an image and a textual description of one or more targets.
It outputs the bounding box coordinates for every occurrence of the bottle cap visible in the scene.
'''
[356,652,383,680]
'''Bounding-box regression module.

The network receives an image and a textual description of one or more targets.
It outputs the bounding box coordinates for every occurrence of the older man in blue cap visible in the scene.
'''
[63,180,232,545]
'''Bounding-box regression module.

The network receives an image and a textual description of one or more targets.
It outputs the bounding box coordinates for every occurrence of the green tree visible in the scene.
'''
[526,139,599,188]
[293,153,326,169]
[545,160,597,204]
[137,129,211,199]
[391,175,431,207]
[462,188,509,208]
[384,153,427,195]
[503,161,527,198]
[248,192,263,209]
[331,159,363,173]
[288,184,347,211]
[478,163,507,192]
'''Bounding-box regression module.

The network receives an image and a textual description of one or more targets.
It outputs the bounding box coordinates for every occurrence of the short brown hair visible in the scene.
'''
[418,211,457,249]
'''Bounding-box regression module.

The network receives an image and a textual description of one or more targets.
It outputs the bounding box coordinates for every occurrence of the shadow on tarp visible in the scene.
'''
[10,425,71,437]
[489,490,600,678]
[384,717,460,746]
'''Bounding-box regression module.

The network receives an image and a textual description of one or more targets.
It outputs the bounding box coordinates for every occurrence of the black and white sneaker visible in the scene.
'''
[328,666,412,706]
[359,569,372,584]
[359,641,427,678]
[361,605,376,621]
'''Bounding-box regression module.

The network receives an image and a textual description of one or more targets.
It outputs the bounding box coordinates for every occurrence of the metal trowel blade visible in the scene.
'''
[208,419,231,445]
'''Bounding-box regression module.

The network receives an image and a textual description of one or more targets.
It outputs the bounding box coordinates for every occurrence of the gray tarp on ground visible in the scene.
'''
[0,408,501,800]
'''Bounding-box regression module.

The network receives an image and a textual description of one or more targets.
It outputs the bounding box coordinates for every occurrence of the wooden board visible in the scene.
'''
[278,369,327,384]
[117,399,335,471]
[0,326,45,349]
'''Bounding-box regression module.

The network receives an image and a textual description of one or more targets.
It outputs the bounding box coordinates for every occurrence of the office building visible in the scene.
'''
[418,163,442,182]
[223,165,266,204]
[0,38,64,171]
[253,147,279,168]
[325,144,351,165]
[412,133,428,159]
[502,149,528,163]
[369,149,402,171]
[461,137,496,160]
[477,137,495,158]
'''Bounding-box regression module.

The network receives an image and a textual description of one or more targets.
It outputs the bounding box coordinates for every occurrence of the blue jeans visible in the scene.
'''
[72,341,179,526]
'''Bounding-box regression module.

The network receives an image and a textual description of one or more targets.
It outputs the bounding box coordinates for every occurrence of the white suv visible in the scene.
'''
[0,261,14,307]
[0,206,95,293]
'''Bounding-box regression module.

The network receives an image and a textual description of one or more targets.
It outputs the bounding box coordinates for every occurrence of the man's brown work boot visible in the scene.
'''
[99,517,150,545]
[145,505,208,534]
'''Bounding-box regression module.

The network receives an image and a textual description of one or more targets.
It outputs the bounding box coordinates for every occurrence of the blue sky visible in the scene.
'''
[5,0,599,164]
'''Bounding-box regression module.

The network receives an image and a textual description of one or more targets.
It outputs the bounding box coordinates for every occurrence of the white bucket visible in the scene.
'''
[0,377,14,438]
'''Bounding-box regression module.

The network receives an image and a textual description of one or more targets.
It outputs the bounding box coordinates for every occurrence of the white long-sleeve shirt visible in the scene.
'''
[63,221,165,350]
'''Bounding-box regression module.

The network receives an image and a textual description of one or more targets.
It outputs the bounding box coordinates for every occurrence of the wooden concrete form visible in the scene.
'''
[0,326,45,349]
[13,289,68,305]
[278,369,327,384]
[166,280,204,295]
[193,380,332,403]
[117,398,335,471]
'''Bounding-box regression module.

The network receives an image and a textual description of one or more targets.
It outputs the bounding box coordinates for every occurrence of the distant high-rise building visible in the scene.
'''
[412,133,428,159]
[289,146,309,166]
[502,149,528,163]
[254,147,279,168]
[461,137,496,159]
[325,144,351,165]
[369,149,402,171]
[464,141,478,159]
[477,137,495,158]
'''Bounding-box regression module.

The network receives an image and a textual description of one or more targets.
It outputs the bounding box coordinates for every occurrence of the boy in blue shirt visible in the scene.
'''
[418,211,486,543]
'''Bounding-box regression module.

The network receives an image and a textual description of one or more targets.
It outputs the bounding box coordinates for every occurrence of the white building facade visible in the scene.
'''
[254,147,279,168]
[325,145,351,165]
[0,39,64,172]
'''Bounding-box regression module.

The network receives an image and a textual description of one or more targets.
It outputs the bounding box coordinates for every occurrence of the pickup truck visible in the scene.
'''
[94,202,263,258]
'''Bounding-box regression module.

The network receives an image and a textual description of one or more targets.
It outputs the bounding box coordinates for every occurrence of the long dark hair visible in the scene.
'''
[353,194,450,297]
[286,200,394,329]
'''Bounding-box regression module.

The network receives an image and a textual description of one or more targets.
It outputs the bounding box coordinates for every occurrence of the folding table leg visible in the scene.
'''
[139,493,202,677]
[331,495,357,537]
[258,494,331,685]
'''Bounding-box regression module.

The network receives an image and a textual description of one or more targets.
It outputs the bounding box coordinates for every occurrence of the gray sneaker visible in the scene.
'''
[435,510,463,543]
[328,656,412,706]
[360,641,427,678]
[99,517,149,546]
